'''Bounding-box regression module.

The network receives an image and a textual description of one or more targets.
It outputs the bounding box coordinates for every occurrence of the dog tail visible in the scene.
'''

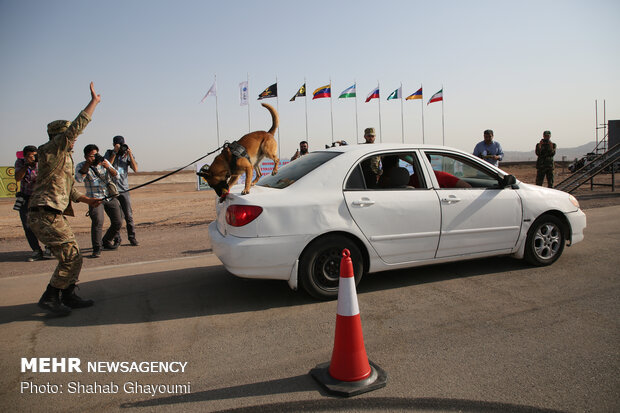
[261,103,279,135]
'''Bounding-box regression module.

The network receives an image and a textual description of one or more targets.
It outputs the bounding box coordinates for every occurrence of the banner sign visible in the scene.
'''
[0,166,18,198]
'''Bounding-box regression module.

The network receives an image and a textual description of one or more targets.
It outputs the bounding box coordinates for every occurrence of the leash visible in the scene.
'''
[100,143,226,201]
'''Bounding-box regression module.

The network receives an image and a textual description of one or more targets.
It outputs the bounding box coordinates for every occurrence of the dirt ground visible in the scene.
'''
[0,164,617,278]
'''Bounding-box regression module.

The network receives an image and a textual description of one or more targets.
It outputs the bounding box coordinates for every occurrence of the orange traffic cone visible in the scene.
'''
[310,249,387,397]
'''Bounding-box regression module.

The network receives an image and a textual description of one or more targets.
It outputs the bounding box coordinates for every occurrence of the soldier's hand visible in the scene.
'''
[90,82,101,104]
[87,197,103,208]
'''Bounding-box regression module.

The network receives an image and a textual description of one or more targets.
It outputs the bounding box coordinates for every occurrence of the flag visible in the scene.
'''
[427,89,443,105]
[200,81,216,103]
[406,87,423,100]
[258,83,277,100]
[239,81,249,106]
[338,84,356,99]
[290,83,306,101]
[387,86,402,100]
[365,86,380,103]
[312,84,331,99]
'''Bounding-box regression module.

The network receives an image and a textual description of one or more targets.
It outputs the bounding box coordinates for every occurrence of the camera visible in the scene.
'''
[119,144,129,155]
[93,153,105,166]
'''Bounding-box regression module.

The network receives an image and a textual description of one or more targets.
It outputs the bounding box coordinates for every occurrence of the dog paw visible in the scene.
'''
[241,190,249,195]
[271,170,278,176]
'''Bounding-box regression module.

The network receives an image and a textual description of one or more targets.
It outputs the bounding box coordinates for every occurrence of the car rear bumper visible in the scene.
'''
[208,221,307,280]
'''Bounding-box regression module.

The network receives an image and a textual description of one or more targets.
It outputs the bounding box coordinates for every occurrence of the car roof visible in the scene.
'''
[316,143,473,158]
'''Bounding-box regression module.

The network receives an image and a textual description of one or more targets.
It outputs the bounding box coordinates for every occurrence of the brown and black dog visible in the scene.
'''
[198,103,279,198]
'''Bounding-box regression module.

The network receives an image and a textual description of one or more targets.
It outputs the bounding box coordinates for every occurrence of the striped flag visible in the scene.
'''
[338,84,356,99]
[427,89,443,105]
[365,86,380,103]
[406,87,423,100]
[313,84,331,99]
[387,86,402,100]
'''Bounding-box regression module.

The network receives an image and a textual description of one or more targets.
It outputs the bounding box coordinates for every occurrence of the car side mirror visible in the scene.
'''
[500,174,518,188]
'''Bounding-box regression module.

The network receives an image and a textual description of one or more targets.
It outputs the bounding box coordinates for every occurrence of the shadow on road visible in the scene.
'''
[0,257,530,327]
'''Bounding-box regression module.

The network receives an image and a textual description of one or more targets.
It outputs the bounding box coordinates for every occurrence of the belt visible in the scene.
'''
[29,206,62,214]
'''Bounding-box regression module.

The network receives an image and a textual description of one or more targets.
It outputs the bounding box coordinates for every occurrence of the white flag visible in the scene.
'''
[239,81,249,106]
[201,81,217,103]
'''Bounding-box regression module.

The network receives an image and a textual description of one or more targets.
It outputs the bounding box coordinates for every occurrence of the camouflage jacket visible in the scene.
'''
[29,111,91,216]
[535,140,556,169]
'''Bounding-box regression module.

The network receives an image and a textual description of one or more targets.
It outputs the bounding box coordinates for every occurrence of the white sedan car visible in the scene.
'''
[208,144,586,300]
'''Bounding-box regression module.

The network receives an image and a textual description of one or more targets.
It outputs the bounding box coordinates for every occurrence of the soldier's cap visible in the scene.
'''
[47,120,71,139]
[364,127,376,136]
[113,135,125,145]
[543,130,551,136]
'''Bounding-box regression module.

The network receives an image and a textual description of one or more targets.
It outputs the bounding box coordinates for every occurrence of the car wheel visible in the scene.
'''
[524,214,565,266]
[299,235,364,300]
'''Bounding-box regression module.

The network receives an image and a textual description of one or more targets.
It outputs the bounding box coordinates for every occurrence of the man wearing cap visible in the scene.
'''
[473,129,504,167]
[361,127,381,188]
[28,82,103,316]
[104,135,139,246]
[535,130,556,187]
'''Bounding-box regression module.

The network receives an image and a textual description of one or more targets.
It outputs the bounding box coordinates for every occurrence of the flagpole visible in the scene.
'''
[329,77,334,143]
[304,77,309,142]
[441,84,445,146]
[400,82,404,143]
[378,81,382,143]
[276,76,280,159]
[354,80,359,143]
[247,73,251,132]
[214,75,220,147]
[420,84,425,144]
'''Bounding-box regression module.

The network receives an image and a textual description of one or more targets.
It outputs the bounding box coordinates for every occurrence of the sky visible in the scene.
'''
[1,0,619,171]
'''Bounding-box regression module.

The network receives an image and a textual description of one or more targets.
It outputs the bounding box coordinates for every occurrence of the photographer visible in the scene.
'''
[75,144,122,258]
[14,145,47,261]
[104,135,139,246]
[535,130,557,187]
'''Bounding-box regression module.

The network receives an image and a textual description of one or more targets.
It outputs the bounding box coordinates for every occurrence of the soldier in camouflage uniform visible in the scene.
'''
[535,130,557,188]
[28,82,103,316]
[361,127,382,188]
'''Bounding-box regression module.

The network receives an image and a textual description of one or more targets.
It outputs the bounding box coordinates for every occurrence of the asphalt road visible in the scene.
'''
[1,206,618,412]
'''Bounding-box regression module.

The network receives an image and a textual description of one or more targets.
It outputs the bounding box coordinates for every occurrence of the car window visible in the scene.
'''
[345,152,426,190]
[258,152,340,189]
[425,152,501,189]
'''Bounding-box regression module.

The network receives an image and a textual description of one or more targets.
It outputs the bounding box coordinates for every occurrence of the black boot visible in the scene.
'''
[38,284,71,316]
[61,284,94,308]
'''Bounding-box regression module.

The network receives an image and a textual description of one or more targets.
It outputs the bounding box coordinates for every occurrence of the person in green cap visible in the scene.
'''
[28,82,103,316]
[535,130,557,187]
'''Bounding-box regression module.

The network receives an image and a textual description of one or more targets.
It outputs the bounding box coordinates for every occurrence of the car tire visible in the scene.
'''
[524,214,565,266]
[299,235,364,300]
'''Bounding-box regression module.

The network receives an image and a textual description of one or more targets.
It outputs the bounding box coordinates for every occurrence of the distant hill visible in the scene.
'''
[504,141,597,162]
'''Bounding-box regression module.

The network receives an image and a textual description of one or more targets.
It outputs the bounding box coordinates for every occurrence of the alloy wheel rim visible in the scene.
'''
[533,223,561,260]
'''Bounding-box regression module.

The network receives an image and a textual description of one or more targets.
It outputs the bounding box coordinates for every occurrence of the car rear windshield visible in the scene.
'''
[258,152,341,189]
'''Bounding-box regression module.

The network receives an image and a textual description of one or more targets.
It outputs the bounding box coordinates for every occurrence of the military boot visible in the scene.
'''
[61,284,94,308]
[38,284,71,316]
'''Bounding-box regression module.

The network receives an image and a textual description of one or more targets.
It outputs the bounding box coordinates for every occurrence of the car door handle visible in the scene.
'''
[352,197,375,207]
[441,195,461,204]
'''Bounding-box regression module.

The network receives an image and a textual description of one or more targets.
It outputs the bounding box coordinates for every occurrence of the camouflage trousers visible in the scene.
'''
[27,208,82,289]
[536,168,554,188]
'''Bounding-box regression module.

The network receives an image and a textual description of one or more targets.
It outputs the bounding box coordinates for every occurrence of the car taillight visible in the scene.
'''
[225,205,263,227]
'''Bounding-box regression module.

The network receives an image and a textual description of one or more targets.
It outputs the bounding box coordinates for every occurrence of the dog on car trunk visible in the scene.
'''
[198,103,279,198]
